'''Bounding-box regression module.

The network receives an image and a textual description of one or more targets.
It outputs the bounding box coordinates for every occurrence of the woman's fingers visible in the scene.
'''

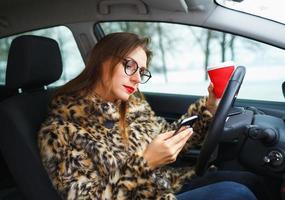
[208,82,217,100]
[208,82,214,92]
[172,129,192,153]
[144,128,193,168]
[166,127,193,145]
[207,82,220,114]
[158,130,175,140]
[165,130,192,163]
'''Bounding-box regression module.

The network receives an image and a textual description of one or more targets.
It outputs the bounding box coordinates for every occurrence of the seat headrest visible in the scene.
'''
[6,35,62,89]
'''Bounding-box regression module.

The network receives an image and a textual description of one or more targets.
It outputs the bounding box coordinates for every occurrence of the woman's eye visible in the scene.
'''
[126,64,133,69]
[128,63,137,70]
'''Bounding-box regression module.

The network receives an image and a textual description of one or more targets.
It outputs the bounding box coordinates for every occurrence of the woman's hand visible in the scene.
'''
[143,127,193,169]
[206,83,219,115]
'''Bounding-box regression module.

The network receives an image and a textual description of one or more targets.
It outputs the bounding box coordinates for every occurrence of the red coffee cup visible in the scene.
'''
[207,61,235,98]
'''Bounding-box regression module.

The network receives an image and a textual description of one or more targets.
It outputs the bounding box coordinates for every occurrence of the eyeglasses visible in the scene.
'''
[122,58,152,84]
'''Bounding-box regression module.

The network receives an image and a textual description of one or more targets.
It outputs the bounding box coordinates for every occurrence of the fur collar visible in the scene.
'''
[48,93,145,126]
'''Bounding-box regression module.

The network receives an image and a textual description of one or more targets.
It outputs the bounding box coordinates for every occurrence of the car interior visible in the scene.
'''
[0,0,285,200]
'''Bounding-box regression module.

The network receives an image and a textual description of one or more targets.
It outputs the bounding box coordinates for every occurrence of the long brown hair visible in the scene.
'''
[56,32,152,143]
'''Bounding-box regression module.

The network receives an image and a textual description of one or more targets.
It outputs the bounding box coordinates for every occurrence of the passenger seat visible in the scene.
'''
[0,35,62,200]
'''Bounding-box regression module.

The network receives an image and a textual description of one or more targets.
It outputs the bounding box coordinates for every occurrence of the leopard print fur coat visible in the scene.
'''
[38,93,213,200]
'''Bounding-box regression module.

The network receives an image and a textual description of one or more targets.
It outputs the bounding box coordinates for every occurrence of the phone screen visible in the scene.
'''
[173,115,198,136]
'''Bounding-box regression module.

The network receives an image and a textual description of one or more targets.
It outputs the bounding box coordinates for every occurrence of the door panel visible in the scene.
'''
[144,92,285,121]
[144,92,199,121]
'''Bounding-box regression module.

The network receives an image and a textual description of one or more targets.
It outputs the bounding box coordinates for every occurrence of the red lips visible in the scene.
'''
[123,85,135,94]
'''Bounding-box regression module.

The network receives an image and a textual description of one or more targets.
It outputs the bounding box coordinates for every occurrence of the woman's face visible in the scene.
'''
[101,46,147,102]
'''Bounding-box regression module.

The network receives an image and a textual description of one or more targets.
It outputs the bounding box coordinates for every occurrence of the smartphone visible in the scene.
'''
[173,115,198,136]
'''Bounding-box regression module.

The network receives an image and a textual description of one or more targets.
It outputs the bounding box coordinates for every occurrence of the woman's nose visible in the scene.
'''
[130,70,142,83]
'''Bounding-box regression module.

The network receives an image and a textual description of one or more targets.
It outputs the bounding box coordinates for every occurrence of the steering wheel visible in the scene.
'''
[195,66,246,176]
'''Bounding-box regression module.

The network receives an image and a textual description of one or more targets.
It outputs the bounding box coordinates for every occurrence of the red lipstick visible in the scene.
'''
[123,85,135,94]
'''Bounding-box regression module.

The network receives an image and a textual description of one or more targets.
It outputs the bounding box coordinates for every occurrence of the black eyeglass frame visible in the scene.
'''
[122,58,152,84]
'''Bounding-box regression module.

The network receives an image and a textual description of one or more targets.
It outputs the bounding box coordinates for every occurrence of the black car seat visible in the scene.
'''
[0,86,17,101]
[0,35,62,200]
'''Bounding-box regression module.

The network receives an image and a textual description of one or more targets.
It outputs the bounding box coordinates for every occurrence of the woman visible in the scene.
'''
[38,32,256,200]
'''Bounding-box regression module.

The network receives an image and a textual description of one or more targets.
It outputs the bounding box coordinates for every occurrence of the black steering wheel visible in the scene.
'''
[195,66,246,176]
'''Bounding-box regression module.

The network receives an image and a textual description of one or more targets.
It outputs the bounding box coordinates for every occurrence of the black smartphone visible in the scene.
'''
[173,115,198,136]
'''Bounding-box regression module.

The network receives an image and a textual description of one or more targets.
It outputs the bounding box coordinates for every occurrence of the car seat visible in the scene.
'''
[0,86,17,102]
[0,35,62,200]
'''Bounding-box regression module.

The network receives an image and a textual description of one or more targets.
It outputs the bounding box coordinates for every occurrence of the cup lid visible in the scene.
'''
[207,61,235,71]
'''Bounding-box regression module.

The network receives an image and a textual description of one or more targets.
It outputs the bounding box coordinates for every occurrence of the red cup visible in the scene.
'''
[207,61,235,98]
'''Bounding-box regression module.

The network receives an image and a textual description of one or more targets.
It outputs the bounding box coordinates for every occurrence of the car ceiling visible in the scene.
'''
[0,0,285,49]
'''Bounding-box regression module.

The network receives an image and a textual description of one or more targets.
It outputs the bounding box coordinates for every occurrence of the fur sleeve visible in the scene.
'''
[140,97,213,149]
[183,97,213,150]
[38,120,176,200]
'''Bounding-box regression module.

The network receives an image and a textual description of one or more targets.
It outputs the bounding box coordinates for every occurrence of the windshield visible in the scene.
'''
[216,0,285,25]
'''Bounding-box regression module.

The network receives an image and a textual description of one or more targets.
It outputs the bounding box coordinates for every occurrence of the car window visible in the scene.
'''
[216,0,285,25]
[99,22,285,102]
[0,26,85,87]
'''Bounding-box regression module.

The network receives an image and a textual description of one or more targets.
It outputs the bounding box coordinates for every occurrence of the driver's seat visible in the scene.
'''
[0,35,62,200]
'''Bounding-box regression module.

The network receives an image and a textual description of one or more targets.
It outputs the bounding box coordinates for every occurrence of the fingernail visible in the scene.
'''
[189,128,193,133]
